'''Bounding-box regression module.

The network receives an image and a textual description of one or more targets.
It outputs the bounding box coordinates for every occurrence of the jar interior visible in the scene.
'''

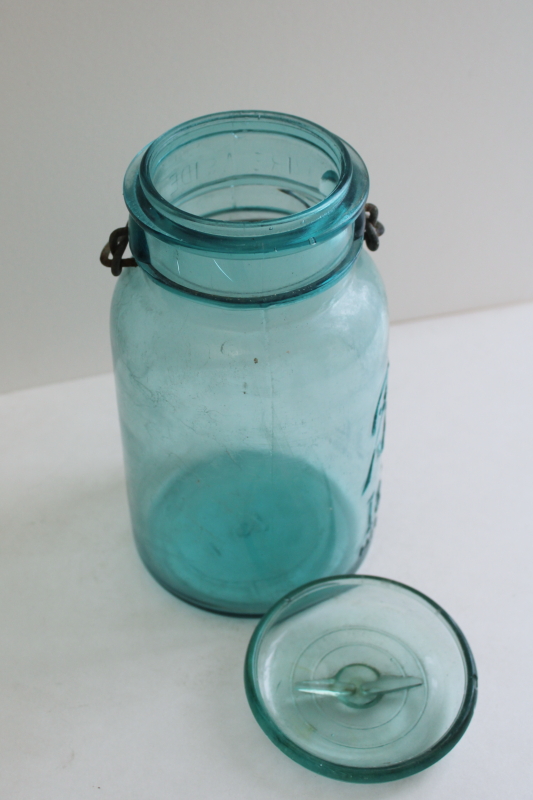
[148,126,342,223]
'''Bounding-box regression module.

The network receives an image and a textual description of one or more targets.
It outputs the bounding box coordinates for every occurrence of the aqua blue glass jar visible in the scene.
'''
[109,111,388,616]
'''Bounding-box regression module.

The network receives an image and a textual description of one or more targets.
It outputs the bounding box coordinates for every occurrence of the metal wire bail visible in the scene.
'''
[364,203,385,251]
[100,225,137,276]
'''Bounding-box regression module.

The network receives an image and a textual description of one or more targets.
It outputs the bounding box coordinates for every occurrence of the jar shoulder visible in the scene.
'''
[111,250,388,366]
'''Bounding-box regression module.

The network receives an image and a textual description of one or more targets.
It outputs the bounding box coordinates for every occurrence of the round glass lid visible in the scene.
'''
[245,576,477,783]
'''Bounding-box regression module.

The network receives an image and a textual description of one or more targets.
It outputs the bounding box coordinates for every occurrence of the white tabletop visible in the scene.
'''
[1,302,532,799]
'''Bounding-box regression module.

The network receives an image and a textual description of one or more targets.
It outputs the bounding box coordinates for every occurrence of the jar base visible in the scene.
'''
[138,546,372,617]
[132,449,371,616]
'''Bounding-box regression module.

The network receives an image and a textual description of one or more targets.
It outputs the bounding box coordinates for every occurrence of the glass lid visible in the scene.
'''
[244,575,477,783]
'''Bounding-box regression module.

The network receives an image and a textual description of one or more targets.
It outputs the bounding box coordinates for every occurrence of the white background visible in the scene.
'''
[1,0,532,392]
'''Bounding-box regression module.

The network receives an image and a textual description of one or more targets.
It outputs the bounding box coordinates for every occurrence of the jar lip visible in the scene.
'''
[124,111,369,255]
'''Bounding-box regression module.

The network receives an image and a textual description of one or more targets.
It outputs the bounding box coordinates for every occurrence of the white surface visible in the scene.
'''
[1,0,533,391]
[1,302,532,798]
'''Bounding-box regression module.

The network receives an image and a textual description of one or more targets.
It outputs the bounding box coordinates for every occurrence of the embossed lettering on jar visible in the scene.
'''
[109,111,388,615]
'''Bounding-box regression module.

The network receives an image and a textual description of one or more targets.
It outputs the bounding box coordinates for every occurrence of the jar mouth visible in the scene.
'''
[125,111,369,255]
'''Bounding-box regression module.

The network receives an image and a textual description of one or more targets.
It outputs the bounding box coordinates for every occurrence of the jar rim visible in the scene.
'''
[124,111,369,255]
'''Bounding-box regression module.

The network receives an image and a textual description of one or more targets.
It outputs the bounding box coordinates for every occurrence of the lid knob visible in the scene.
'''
[296,663,423,709]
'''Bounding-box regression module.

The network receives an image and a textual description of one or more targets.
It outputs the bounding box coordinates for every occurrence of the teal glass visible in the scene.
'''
[110,111,388,616]
[245,576,478,782]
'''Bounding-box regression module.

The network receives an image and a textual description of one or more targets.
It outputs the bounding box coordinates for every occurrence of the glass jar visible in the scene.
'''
[110,111,388,616]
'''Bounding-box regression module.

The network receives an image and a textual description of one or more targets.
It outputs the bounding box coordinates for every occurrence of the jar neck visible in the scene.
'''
[124,111,369,303]
[129,219,363,304]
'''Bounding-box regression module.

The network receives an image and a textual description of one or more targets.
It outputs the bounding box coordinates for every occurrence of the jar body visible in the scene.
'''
[111,249,388,615]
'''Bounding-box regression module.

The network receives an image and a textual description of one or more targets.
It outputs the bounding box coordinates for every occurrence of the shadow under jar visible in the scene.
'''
[110,111,388,616]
